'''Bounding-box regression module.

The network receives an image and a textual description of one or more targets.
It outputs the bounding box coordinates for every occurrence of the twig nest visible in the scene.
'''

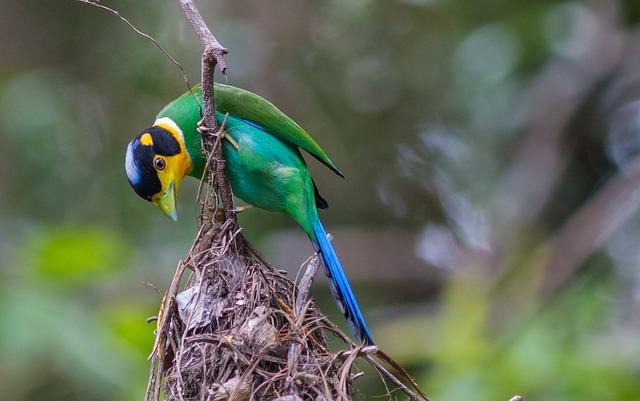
[238,305,277,346]
[176,286,225,330]
[211,376,251,401]
[271,396,303,401]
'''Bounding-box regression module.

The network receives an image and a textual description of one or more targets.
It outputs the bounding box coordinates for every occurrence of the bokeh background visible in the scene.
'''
[1,0,640,400]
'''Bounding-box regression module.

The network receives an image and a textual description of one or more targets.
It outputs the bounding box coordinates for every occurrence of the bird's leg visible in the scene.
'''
[196,117,214,134]
[196,114,239,151]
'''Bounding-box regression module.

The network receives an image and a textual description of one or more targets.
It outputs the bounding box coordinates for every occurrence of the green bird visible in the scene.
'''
[125,83,374,345]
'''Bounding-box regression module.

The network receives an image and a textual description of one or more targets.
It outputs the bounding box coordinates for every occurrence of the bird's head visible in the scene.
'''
[125,118,192,221]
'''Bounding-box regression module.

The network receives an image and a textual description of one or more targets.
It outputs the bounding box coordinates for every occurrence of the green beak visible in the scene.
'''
[157,181,177,221]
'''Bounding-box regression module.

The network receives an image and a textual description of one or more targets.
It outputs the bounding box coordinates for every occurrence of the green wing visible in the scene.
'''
[213,83,343,177]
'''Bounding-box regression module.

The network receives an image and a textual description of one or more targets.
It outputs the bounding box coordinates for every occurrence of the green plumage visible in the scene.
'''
[156,84,329,235]
[221,112,318,234]
[148,84,374,344]
[158,84,343,179]
[153,84,373,344]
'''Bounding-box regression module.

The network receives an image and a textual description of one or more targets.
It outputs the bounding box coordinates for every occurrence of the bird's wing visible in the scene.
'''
[213,83,343,177]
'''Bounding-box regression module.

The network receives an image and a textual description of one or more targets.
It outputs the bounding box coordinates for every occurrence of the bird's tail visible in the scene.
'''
[312,220,374,345]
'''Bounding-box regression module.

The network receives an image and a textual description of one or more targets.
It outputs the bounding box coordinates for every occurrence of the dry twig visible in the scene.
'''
[77,0,200,105]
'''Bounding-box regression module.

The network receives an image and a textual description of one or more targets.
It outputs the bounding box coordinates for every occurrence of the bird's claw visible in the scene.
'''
[196,118,215,134]
[196,117,240,150]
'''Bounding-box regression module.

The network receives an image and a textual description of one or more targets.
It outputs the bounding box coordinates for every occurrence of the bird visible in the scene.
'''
[125,83,374,345]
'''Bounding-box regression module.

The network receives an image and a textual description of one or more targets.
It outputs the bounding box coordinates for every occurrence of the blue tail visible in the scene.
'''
[312,220,374,345]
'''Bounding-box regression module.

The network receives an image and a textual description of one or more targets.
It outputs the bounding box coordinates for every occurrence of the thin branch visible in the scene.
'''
[370,349,430,401]
[77,0,198,100]
[178,0,228,72]
[364,356,425,401]
[177,0,235,220]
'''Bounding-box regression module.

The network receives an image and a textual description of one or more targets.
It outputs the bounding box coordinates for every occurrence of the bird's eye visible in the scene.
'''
[153,157,166,171]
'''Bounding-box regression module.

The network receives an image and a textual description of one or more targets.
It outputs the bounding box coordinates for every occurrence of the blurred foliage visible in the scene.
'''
[1,0,640,400]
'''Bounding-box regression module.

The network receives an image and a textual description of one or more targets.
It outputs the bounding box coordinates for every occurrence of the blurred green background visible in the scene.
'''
[1,0,640,400]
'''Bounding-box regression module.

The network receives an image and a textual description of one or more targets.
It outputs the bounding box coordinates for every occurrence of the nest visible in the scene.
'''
[144,107,428,401]
[149,228,358,400]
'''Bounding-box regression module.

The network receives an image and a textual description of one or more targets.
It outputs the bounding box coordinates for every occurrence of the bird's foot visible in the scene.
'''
[196,117,215,134]
[197,117,240,151]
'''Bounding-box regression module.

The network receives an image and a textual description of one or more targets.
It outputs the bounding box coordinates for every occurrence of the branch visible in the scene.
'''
[178,0,228,74]
[177,0,235,218]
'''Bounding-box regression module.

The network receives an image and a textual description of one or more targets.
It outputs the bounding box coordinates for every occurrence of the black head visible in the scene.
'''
[125,126,181,201]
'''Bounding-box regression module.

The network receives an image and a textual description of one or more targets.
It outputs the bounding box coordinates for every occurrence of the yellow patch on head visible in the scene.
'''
[153,117,193,179]
[140,133,153,146]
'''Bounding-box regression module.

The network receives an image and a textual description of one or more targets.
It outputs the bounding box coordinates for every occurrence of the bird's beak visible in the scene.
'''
[157,181,178,221]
